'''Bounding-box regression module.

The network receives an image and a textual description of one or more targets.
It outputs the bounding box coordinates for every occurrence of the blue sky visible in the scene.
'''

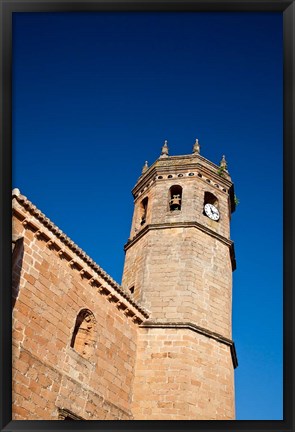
[12,11,283,420]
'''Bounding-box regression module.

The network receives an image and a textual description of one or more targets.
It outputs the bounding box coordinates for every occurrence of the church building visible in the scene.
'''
[12,140,238,420]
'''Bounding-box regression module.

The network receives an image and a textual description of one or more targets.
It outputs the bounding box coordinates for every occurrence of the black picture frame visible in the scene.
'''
[1,1,294,432]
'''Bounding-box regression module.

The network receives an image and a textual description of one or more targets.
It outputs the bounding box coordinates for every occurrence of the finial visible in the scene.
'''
[142,160,148,174]
[160,140,169,158]
[12,188,20,197]
[193,138,200,155]
[220,155,228,171]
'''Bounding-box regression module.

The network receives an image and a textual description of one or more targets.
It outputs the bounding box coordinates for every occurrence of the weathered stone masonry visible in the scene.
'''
[123,141,237,419]
[12,140,238,420]
[12,190,148,420]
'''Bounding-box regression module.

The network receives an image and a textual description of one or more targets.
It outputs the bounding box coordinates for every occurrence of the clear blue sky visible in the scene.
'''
[12,11,283,420]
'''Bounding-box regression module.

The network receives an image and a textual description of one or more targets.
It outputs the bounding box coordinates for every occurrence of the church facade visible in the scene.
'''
[12,141,237,420]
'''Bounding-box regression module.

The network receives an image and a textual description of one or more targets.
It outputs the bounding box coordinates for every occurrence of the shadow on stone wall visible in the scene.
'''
[12,237,24,310]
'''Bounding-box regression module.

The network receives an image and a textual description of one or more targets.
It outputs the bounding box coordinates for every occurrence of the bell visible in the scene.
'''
[170,194,181,210]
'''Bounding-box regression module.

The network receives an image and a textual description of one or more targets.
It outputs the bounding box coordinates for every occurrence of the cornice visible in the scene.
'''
[140,320,238,369]
[124,221,236,271]
[12,189,150,322]
[134,154,231,189]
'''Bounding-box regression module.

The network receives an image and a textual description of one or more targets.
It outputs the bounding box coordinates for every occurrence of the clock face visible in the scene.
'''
[204,203,220,221]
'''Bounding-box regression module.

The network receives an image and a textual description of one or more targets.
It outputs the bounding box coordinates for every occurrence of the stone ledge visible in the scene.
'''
[124,221,236,271]
[140,320,238,369]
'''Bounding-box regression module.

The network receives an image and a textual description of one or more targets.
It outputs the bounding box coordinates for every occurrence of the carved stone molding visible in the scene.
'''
[125,221,236,271]
[140,320,238,369]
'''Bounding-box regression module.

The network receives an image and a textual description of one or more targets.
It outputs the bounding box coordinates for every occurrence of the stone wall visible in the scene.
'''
[12,192,148,420]
[132,326,235,420]
[123,227,233,339]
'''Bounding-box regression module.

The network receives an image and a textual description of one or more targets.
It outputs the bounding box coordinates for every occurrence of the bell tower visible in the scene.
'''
[122,139,238,420]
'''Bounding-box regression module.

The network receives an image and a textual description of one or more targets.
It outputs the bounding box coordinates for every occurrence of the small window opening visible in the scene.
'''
[12,237,24,309]
[140,197,148,225]
[203,192,219,218]
[203,192,219,221]
[169,185,182,211]
[70,309,96,360]
[58,408,82,420]
[129,286,135,294]
[204,191,218,207]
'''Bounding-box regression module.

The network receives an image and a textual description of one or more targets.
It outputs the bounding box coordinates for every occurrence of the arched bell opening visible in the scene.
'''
[139,197,148,225]
[169,185,182,211]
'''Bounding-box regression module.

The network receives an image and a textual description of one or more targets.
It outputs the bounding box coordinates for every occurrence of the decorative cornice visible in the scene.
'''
[141,320,238,369]
[12,190,150,322]
[144,153,223,176]
[134,154,232,189]
[124,221,236,271]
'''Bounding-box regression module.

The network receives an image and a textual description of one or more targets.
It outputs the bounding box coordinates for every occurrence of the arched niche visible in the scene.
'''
[70,309,96,360]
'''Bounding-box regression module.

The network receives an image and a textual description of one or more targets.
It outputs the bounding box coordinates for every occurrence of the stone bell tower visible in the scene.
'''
[122,139,238,420]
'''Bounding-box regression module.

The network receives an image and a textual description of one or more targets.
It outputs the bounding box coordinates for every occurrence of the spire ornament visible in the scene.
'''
[193,138,200,155]
[220,155,228,171]
[160,140,169,158]
[217,155,229,176]
[142,160,149,174]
